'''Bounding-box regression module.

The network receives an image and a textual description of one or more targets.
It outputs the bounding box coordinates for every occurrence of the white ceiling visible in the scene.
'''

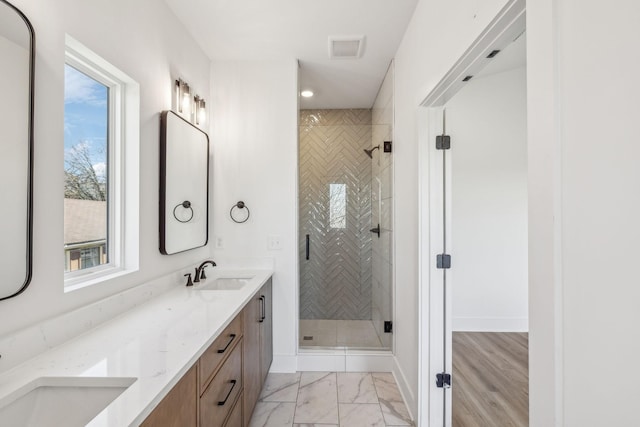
[164,0,419,109]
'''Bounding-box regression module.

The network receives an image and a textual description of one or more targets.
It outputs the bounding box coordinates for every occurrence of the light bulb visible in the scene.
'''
[198,101,206,125]
[175,80,182,113]
[182,93,190,115]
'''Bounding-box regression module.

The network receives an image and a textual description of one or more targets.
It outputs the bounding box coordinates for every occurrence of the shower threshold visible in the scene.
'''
[298,319,390,350]
[297,345,393,372]
[298,345,392,352]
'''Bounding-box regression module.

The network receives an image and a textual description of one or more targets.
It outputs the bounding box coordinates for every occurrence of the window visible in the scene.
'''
[64,35,140,290]
[65,244,106,272]
[329,183,347,229]
[64,65,109,273]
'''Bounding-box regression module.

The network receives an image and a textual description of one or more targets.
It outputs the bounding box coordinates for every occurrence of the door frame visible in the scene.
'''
[416,1,527,425]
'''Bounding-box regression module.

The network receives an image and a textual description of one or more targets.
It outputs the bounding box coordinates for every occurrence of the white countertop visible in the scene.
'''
[0,269,273,426]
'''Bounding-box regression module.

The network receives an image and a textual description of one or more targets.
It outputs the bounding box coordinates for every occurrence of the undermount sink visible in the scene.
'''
[196,277,254,290]
[0,376,136,427]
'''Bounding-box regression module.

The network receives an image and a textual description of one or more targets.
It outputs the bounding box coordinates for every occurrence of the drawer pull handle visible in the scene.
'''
[259,296,265,323]
[217,379,237,406]
[217,334,237,354]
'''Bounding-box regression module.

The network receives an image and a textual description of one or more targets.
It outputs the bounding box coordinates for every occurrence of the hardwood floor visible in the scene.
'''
[452,332,528,427]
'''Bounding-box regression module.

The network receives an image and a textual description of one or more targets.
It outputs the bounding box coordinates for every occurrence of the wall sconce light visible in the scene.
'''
[175,78,191,114]
[175,78,205,125]
[194,95,206,126]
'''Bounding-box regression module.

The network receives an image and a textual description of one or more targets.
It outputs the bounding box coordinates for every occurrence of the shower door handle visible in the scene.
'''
[305,234,310,260]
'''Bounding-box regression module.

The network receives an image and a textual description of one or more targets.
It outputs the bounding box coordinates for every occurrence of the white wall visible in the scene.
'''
[392,0,511,418]
[0,0,211,336]
[446,66,528,332]
[525,3,561,424]
[530,1,640,425]
[210,60,299,371]
[397,0,640,424]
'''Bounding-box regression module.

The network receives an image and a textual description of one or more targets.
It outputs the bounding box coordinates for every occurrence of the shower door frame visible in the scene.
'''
[296,109,392,354]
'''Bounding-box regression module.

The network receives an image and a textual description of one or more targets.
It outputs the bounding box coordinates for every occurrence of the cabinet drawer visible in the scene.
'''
[200,341,243,427]
[200,314,242,394]
[223,391,243,427]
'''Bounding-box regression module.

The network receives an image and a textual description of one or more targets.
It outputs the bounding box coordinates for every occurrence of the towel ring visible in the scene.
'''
[173,200,194,223]
[230,201,250,223]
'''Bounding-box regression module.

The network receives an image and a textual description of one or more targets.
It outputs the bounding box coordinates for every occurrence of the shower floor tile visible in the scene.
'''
[299,319,385,348]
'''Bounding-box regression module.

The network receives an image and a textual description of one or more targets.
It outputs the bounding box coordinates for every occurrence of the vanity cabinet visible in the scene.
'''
[200,342,243,427]
[224,392,243,427]
[140,364,198,427]
[199,313,244,427]
[260,280,273,385]
[242,291,261,426]
[243,279,273,427]
[142,278,272,427]
[199,314,243,395]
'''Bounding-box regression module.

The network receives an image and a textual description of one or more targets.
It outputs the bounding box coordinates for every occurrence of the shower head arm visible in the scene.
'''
[364,145,380,158]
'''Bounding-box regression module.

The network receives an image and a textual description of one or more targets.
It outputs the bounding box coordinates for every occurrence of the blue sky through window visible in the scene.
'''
[64,65,109,270]
[64,64,108,180]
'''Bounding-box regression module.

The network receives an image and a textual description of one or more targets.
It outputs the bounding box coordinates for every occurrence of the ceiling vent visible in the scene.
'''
[328,36,365,59]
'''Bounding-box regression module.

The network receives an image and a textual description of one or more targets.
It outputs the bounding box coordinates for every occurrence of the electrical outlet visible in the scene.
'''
[267,235,281,250]
[215,236,224,249]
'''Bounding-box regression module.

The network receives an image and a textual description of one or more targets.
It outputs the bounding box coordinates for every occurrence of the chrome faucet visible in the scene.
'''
[194,260,216,283]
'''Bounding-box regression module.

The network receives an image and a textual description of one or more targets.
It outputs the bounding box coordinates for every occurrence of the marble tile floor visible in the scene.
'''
[299,319,388,349]
[249,372,413,427]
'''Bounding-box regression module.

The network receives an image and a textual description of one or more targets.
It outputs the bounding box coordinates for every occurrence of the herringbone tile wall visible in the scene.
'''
[299,109,373,320]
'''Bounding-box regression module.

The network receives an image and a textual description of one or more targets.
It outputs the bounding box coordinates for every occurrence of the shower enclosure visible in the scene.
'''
[299,70,394,351]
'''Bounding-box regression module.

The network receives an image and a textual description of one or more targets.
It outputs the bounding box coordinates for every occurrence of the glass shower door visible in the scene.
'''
[298,109,379,349]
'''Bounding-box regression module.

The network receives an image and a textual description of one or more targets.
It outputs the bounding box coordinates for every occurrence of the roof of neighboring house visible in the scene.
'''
[64,198,106,246]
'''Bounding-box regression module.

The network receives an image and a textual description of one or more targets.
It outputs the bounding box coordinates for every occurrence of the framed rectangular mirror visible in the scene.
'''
[159,110,209,255]
[0,0,34,301]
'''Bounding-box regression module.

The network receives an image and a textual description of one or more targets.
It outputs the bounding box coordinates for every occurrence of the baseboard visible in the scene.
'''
[453,316,528,332]
[393,357,417,422]
[345,351,393,372]
[296,349,394,372]
[270,354,297,373]
[297,352,346,371]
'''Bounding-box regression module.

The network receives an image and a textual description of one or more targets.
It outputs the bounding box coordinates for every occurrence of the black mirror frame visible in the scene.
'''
[159,110,210,255]
[0,0,35,302]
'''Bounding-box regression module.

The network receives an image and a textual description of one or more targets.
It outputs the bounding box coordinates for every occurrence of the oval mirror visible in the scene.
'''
[0,0,34,301]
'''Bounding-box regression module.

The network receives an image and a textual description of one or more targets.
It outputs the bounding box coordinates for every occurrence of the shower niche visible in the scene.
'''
[298,67,394,351]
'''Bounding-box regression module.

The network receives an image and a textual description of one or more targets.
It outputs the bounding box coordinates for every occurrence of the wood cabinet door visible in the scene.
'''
[260,279,273,386]
[141,364,197,427]
[242,295,261,427]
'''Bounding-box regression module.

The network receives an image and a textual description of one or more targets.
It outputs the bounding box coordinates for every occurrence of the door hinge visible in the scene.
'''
[436,135,451,150]
[384,321,393,333]
[436,372,452,389]
[436,254,451,269]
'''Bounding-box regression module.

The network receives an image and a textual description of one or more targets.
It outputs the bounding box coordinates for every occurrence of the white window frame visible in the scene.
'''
[64,35,139,292]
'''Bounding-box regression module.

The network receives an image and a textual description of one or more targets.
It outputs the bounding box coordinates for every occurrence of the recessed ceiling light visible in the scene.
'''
[301,90,314,98]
